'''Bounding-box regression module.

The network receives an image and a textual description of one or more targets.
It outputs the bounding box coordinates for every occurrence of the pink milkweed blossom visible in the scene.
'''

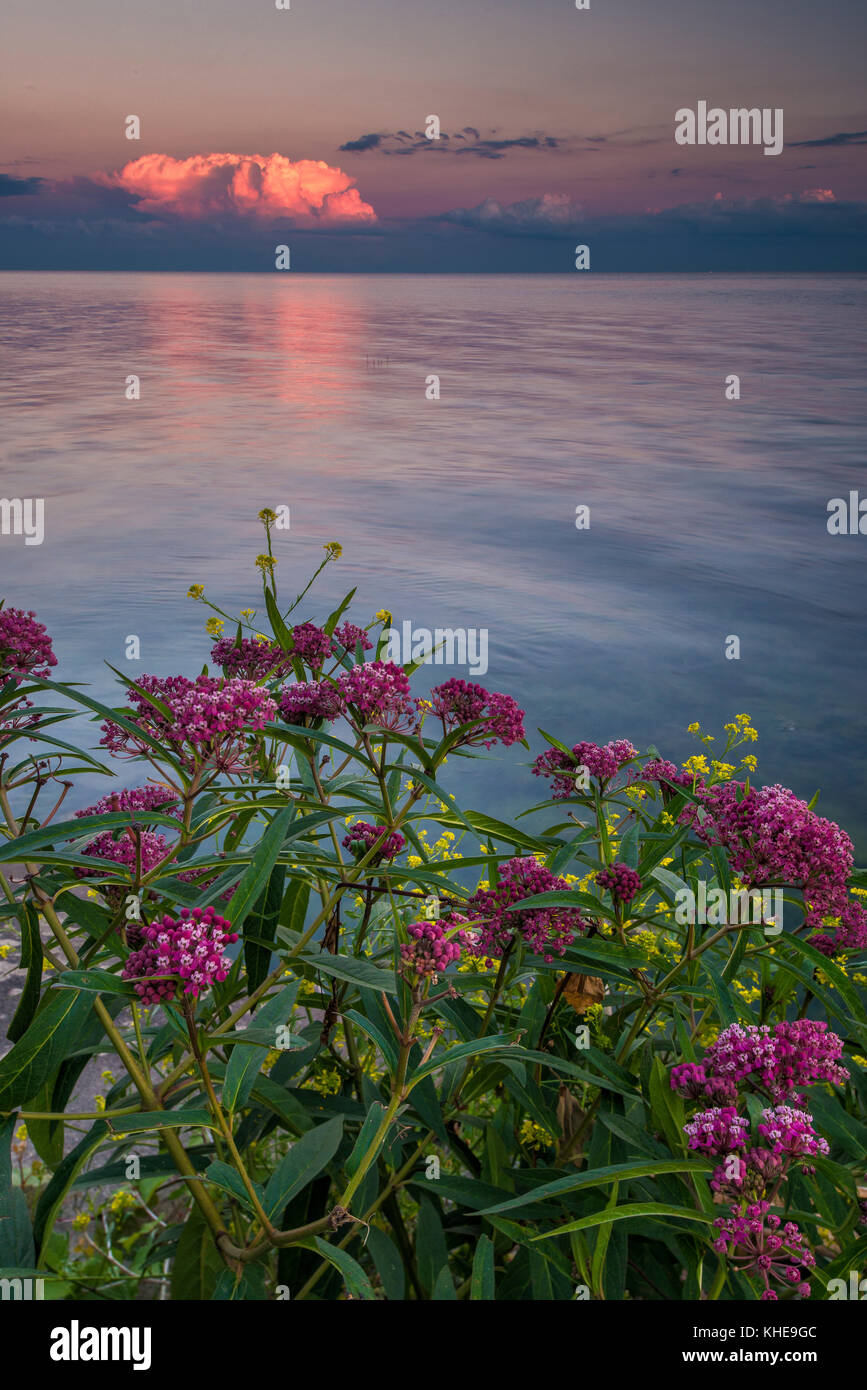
[0,606,58,685]
[704,1020,849,1101]
[669,1062,738,1105]
[399,919,475,982]
[332,622,373,653]
[279,680,345,725]
[75,785,181,821]
[532,739,637,798]
[683,1105,749,1155]
[100,674,276,773]
[74,828,170,879]
[684,780,866,953]
[277,681,345,728]
[712,1202,814,1300]
[122,905,238,1004]
[757,1106,829,1162]
[425,679,526,749]
[632,758,702,794]
[337,661,414,731]
[289,622,334,672]
[595,863,642,903]
[342,821,405,862]
[466,857,588,963]
[210,636,292,681]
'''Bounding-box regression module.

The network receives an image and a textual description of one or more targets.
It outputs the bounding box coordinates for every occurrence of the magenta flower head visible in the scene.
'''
[75,785,181,821]
[333,622,373,654]
[342,821,405,862]
[533,739,637,798]
[686,781,857,946]
[75,828,170,879]
[210,636,292,681]
[279,680,344,726]
[595,863,642,903]
[337,661,414,731]
[467,857,587,963]
[757,1106,829,1162]
[683,1105,749,1155]
[289,622,334,673]
[0,606,57,686]
[705,1020,849,1101]
[122,905,238,1005]
[100,674,276,773]
[426,679,526,749]
[713,1201,814,1299]
[670,1062,738,1105]
[399,919,475,983]
[633,758,702,796]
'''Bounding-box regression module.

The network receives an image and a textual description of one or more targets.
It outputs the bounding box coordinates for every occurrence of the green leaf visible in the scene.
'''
[296,949,397,998]
[226,803,294,935]
[301,1236,375,1300]
[0,1115,34,1267]
[204,1160,265,1214]
[534,1203,717,1240]
[416,1195,449,1297]
[55,968,135,997]
[244,865,285,993]
[7,903,42,1042]
[105,1110,216,1135]
[171,1204,223,1301]
[263,1116,344,1221]
[366,1226,405,1300]
[33,1121,110,1254]
[477,1159,713,1217]
[222,982,299,1113]
[0,987,93,1112]
[470,1234,495,1300]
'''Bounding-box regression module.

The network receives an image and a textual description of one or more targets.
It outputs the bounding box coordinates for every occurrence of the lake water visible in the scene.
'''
[1,272,865,849]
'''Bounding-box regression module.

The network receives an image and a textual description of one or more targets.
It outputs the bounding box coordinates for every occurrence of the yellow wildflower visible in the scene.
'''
[187,584,204,601]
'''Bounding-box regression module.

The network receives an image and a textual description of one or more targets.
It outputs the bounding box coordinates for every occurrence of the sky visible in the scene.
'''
[1,0,866,270]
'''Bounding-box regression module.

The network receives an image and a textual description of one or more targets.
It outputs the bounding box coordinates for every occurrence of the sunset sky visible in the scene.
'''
[2,0,866,269]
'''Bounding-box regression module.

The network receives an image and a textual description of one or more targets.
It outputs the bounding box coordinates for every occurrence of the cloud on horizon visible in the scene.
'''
[790,129,867,148]
[98,152,376,223]
[339,128,573,159]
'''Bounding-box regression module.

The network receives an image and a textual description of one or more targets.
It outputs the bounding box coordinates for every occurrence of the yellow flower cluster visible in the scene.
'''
[205,617,225,637]
[518,1119,554,1152]
[187,584,205,601]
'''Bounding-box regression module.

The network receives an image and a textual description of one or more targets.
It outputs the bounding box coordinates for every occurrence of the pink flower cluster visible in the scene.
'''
[466,857,587,963]
[595,863,642,903]
[210,636,292,681]
[75,785,181,821]
[683,1105,749,1154]
[75,828,169,879]
[757,1106,829,1161]
[337,661,414,730]
[426,679,526,749]
[342,821,405,862]
[399,920,475,981]
[633,758,701,793]
[290,622,334,671]
[686,781,866,954]
[333,622,373,653]
[702,1020,850,1101]
[122,906,238,1004]
[0,606,58,685]
[532,739,637,798]
[278,680,344,725]
[100,674,276,771]
[712,1202,814,1300]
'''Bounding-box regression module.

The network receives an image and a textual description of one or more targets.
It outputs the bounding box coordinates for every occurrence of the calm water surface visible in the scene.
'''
[1,273,865,846]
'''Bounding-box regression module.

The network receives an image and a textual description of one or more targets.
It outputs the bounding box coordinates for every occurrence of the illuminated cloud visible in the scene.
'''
[101,152,376,223]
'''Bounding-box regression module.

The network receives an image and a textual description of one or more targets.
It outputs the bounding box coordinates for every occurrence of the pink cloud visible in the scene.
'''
[101,152,376,223]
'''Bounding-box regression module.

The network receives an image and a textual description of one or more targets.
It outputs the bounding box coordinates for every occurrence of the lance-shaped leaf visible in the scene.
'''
[0,988,93,1113]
